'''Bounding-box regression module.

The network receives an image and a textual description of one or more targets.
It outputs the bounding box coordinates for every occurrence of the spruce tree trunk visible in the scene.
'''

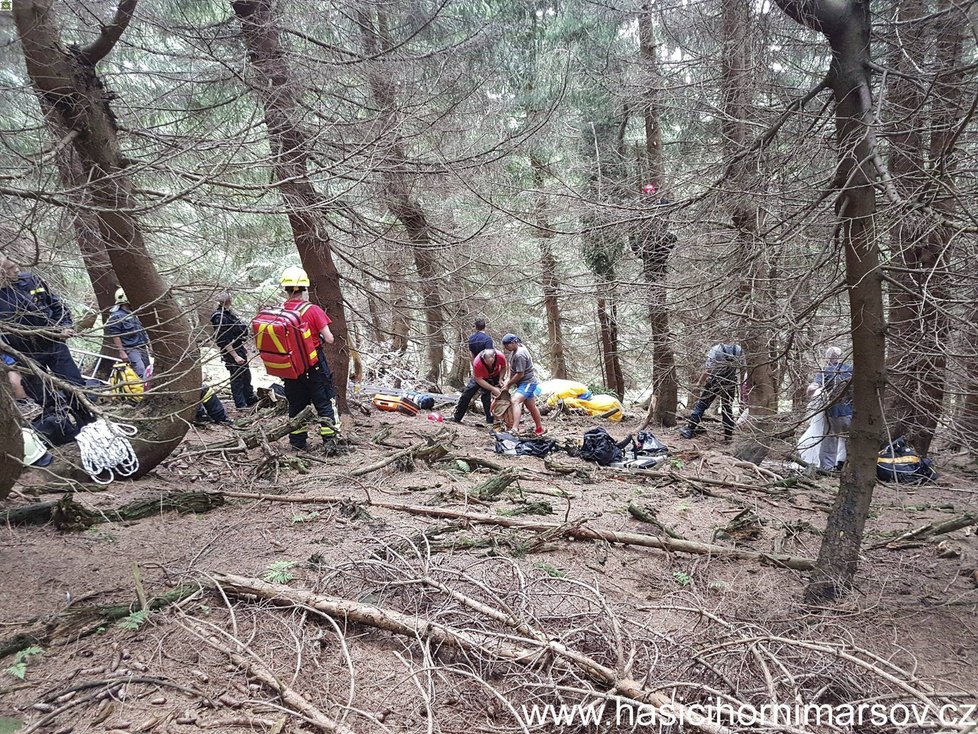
[232,0,351,413]
[447,324,470,390]
[637,5,678,426]
[51,147,117,379]
[0,377,23,500]
[357,9,445,383]
[530,157,568,379]
[775,0,887,602]
[722,0,777,421]
[14,0,200,475]
[596,292,625,400]
[386,249,411,354]
[884,0,961,457]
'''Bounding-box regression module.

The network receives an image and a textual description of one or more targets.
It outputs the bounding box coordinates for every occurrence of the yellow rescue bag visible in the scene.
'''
[563,394,623,422]
[110,362,144,402]
[538,379,590,406]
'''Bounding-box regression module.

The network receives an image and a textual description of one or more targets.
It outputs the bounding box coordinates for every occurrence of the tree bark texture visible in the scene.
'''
[722,0,778,419]
[13,0,200,475]
[0,376,23,500]
[582,121,626,399]
[636,6,678,426]
[596,292,625,399]
[884,0,961,456]
[530,156,568,379]
[775,0,887,602]
[357,9,445,383]
[232,0,351,413]
[51,137,117,378]
[384,248,412,354]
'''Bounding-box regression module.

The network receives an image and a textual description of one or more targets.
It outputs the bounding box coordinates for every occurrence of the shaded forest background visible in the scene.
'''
[1,1,977,462]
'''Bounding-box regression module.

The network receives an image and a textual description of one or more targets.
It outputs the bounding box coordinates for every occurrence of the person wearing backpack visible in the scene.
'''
[452,347,506,425]
[500,334,546,436]
[272,266,340,453]
[211,291,258,411]
[106,288,152,379]
[678,342,745,441]
[807,346,853,470]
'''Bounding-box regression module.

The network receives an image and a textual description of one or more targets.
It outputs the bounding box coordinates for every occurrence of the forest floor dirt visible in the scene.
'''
[1,406,977,733]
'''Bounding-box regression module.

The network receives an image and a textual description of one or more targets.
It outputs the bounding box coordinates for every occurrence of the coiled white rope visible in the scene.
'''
[75,419,140,484]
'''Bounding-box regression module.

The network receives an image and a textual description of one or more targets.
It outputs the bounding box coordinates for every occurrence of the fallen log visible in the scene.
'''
[870,512,978,550]
[472,467,520,500]
[1,491,224,531]
[217,491,815,570]
[610,467,784,495]
[0,584,198,660]
[210,572,731,734]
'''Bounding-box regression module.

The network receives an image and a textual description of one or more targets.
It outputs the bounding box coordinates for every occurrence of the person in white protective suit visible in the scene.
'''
[797,347,853,471]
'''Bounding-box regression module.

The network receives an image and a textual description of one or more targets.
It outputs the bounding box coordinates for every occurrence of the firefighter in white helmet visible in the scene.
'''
[105,287,151,379]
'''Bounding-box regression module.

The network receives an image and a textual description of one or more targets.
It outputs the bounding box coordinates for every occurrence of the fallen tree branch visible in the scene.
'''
[350,428,454,477]
[1,491,224,530]
[179,405,317,456]
[216,491,815,570]
[870,512,978,550]
[0,584,199,660]
[180,618,356,734]
[472,467,520,500]
[628,503,685,539]
[210,572,732,734]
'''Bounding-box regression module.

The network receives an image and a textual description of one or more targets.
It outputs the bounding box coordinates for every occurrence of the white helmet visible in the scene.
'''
[22,428,52,467]
[115,287,129,305]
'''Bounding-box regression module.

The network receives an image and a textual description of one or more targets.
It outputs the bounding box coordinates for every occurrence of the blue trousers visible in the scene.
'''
[223,346,257,409]
[125,346,151,379]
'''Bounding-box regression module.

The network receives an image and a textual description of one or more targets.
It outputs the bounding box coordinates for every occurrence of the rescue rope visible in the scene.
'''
[75,419,140,484]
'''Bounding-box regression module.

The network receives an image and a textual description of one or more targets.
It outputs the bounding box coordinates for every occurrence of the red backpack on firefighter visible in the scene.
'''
[251,267,321,380]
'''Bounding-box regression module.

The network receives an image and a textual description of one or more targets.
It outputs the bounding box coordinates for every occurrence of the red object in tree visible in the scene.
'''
[642,183,657,194]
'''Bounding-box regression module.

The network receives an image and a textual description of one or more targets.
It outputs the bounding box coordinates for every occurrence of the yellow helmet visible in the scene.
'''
[115,287,128,304]
[280,266,309,288]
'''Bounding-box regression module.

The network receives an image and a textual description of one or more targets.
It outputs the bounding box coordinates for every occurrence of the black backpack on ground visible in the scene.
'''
[634,431,669,456]
[493,432,556,458]
[877,437,938,484]
[579,427,630,466]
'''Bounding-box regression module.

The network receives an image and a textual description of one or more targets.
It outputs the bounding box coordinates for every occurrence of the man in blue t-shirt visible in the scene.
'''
[808,346,853,471]
[468,318,493,357]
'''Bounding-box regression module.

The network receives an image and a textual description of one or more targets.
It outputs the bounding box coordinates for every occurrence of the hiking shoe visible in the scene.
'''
[678,426,694,439]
